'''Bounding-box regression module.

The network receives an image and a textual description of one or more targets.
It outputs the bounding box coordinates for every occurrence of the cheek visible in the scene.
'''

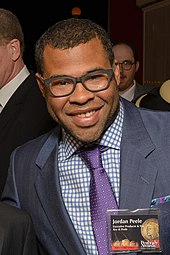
[102,83,119,102]
[47,96,68,114]
[45,96,67,124]
[128,70,136,79]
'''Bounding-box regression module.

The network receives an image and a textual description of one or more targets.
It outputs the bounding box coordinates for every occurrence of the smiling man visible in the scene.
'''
[2,18,170,255]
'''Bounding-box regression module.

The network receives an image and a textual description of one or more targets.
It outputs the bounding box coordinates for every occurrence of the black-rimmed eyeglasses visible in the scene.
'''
[115,60,135,71]
[40,69,114,97]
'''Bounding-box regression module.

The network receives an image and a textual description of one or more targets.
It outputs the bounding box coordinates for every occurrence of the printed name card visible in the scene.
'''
[107,208,162,254]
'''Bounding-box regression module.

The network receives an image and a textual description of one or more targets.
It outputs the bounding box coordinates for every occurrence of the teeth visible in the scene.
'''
[77,110,95,118]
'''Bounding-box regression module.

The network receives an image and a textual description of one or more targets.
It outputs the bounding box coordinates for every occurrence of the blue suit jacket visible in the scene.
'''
[1,98,170,255]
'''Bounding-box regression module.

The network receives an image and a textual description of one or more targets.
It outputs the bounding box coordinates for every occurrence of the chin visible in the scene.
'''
[75,131,102,144]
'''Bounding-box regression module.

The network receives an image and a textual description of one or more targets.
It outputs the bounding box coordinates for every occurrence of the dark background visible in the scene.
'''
[1,1,109,72]
[1,1,143,82]
[109,1,143,83]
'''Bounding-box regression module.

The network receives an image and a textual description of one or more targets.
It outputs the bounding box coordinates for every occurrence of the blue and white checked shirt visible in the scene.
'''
[59,102,124,255]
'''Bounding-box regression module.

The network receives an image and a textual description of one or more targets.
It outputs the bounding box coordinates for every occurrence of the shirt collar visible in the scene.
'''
[120,80,136,101]
[0,65,30,108]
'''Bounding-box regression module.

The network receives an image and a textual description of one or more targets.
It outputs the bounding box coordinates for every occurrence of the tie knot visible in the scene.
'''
[78,145,103,170]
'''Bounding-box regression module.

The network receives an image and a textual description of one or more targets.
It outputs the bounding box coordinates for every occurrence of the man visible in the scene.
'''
[0,9,56,195]
[112,42,154,102]
[2,18,170,255]
[0,202,38,254]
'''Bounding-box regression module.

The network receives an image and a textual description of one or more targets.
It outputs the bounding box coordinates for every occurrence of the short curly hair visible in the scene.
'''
[35,18,114,75]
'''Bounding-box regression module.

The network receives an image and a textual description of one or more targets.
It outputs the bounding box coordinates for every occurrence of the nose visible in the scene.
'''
[69,82,94,104]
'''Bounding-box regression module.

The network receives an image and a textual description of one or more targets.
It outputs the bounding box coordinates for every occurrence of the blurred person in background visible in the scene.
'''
[112,42,154,102]
[0,8,56,195]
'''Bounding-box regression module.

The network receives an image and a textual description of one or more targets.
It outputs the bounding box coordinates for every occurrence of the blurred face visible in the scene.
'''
[36,38,120,144]
[0,39,21,89]
[113,44,139,94]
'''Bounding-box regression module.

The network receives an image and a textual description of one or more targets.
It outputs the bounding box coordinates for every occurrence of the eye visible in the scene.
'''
[51,78,72,87]
[89,74,103,80]
[123,60,130,65]
[123,60,132,66]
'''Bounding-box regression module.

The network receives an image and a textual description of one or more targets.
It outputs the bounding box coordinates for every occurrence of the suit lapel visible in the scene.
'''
[0,96,21,130]
[35,129,86,255]
[119,142,158,209]
[0,74,33,130]
[119,99,158,209]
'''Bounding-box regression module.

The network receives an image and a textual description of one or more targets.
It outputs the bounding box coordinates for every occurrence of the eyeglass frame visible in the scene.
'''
[115,60,135,71]
[39,68,114,97]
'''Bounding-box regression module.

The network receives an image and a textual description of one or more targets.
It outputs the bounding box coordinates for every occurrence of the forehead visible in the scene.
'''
[113,44,134,60]
[42,38,111,77]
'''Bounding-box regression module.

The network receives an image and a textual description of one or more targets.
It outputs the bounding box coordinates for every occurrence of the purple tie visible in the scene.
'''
[79,145,117,255]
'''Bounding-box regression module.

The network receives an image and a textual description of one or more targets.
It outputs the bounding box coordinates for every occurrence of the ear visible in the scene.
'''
[35,73,46,98]
[8,39,20,61]
[135,61,140,72]
[113,60,120,85]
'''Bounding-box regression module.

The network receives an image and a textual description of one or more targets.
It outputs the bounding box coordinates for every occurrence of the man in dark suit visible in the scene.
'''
[0,202,38,255]
[0,9,56,195]
[2,18,170,255]
[112,42,154,102]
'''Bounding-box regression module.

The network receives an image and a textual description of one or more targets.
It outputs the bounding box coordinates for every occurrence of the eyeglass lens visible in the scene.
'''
[116,60,135,71]
[46,69,113,97]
